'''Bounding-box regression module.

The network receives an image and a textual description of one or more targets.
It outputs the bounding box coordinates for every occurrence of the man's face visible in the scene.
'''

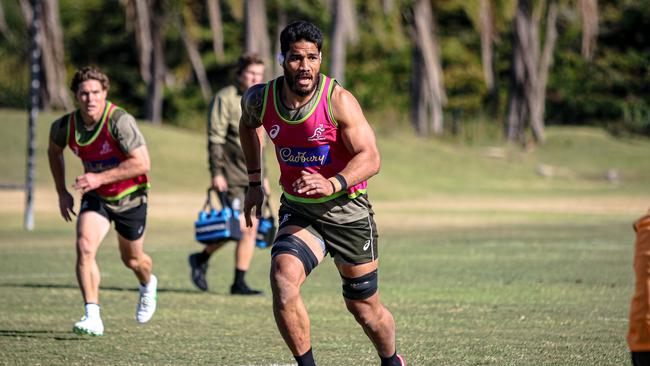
[238,64,265,90]
[75,79,107,123]
[282,40,321,97]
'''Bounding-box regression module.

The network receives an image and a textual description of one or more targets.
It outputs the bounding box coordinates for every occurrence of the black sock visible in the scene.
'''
[381,352,401,366]
[234,268,246,286]
[294,348,316,366]
[196,250,211,263]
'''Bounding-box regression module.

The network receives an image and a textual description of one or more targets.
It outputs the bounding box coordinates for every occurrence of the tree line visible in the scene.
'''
[0,0,648,144]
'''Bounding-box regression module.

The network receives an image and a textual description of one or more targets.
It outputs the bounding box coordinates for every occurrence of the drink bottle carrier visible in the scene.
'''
[194,188,242,245]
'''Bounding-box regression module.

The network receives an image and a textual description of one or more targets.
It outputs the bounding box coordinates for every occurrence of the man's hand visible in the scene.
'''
[243,185,265,227]
[211,175,228,192]
[73,172,103,194]
[292,170,335,197]
[58,190,76,222]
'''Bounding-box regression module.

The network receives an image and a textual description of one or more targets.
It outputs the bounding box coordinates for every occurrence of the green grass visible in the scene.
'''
[0,213,636,365]
[0,108,648,365]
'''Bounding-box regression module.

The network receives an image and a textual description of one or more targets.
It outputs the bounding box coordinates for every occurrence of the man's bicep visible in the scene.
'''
[333,88,377,154]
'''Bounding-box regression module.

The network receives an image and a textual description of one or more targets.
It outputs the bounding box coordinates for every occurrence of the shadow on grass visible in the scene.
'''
[0,283,198,294]
[0,329,86,341]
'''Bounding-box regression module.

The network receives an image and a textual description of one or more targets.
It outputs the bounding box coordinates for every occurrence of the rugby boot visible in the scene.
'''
[136,274,157,323]
[73,315,104,336]
[189,253,209,291]
[230,282,263,296]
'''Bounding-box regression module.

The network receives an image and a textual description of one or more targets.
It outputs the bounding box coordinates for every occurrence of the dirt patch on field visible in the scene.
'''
[1,189,647,230]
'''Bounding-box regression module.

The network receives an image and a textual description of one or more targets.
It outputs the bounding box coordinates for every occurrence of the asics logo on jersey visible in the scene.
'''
[307,124,326,141]
[269,125,280,139]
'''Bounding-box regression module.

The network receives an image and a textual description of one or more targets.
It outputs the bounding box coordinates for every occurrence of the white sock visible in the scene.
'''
[85,303,100,319]
[142,274,156,292]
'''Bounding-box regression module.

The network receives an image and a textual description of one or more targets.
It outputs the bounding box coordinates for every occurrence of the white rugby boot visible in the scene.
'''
[73,303,104,336]
[136,274,157,323]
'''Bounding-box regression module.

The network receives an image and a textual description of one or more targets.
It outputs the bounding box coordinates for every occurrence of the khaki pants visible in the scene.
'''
[628,212,650,352]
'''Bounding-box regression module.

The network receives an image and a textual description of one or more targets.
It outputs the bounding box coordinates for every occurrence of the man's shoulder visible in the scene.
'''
[240,83,268,127]
[242,83,267,107]
[51,111,74,127]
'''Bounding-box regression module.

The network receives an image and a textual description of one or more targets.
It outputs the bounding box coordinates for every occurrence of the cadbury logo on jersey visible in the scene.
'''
[83,157,121,173]
[278,146,331,167]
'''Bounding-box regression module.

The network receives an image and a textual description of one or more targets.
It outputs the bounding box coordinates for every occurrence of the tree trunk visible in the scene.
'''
[529,1,557,143]
[330,0,358,85]
[273,7,286,77]
[41,0,72,111]
[145,0,165,125]
[479,0,499,116]
[579,0,598,60]
[244,0,271,80]
[0,1,10,38]
[206,0,224,61]
[20,0,72,111]
[411,0,446,136]
[126,0,152,84]
[178,13,212,101]
[506,0,557,145]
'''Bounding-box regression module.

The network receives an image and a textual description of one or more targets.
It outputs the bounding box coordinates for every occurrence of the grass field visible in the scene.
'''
[0,108,648,365]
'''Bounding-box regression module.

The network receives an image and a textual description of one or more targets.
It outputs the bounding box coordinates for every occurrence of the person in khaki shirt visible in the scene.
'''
[48,66,157,336]
[189,53,268,295]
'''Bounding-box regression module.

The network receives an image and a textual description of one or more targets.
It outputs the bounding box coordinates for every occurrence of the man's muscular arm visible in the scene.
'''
[239,83,266,226]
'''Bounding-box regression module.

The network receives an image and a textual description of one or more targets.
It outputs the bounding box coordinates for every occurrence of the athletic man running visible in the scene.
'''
[48,66,157,336]
[239,21,405,366]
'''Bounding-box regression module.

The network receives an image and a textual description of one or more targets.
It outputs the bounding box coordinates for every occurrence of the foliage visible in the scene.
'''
[547,0,650,135]
[0,0,647,136]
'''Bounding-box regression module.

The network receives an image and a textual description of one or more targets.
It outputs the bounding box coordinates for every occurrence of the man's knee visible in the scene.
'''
[341,269,378,301]
[122,257,141,270]
[76,236,98,259]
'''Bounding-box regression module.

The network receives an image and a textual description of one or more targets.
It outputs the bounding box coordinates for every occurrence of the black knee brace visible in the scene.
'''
[271,234,319,276]
[341,269,378,300]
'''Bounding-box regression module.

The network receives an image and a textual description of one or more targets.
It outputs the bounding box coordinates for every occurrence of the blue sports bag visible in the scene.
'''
[194,188,241,245]
[256,199,277,249]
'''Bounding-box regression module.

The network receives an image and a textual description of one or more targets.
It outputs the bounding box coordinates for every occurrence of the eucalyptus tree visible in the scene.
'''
[409,0,446,136]
[0,1,10,37]
[19,0,72,111]
[177,4,212,101]
[330,0,359,85]
[506,0,558,144]
[206,0,225,61]
[125,0,166,124]
[244,0,271,80]
[578,0,598,60]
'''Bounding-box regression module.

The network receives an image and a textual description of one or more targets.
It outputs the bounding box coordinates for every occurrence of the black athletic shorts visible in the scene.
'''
[277,203,378,265]
[80,193,147,241]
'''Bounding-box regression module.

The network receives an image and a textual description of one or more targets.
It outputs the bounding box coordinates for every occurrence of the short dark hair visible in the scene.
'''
[236,53,264,76]
[280,20,323,56]
[70,66,110,93]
